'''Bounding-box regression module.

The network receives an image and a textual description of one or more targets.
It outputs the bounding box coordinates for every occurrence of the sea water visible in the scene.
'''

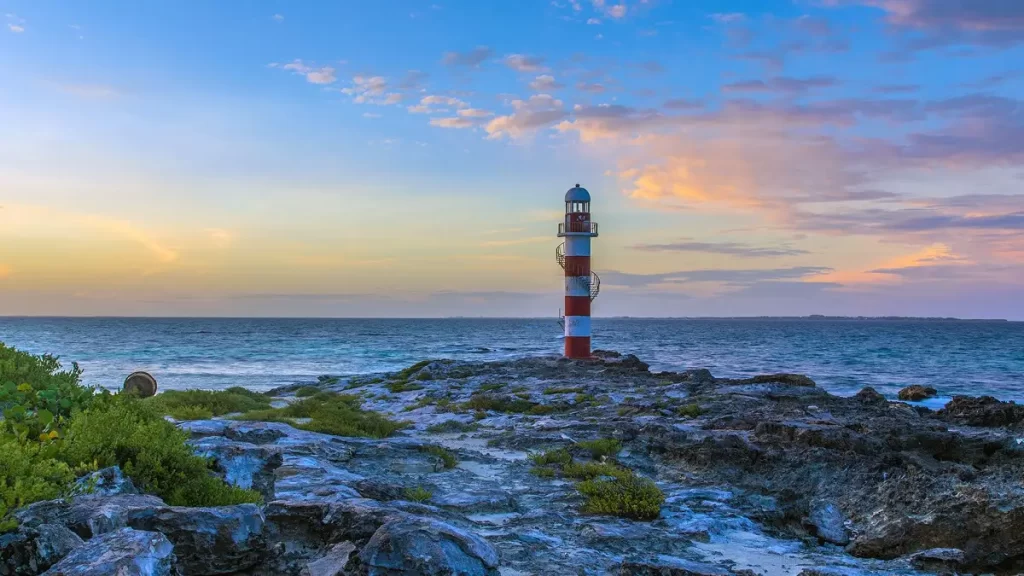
[1,317,1021,402]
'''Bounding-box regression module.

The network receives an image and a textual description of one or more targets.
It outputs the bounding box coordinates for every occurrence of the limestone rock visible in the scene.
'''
[807,499,849,545]
[301,541,357,576]
[15,495,166,539]
[908,547,965,572]
[618,556,733,575]
[124,504,266,575]
[853,387,887,404]
[897,385,937,402]
[361,516,499,576]
[938,395,1024,428]
[41,528,173,576]
[71,467,139,497]
[0,524,83,575]
[190,436,283,501]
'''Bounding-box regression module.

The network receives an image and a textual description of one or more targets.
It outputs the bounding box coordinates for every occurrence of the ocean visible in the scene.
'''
[1,317,1022,404]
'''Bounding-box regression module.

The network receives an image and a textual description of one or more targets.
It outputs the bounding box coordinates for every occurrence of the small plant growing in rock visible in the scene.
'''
[426,420,479,434]
[530,466,556,479]
[543,386,583,395]
[420,444,458,470]
[562,461,631,481]
[317,376,340,386]
[403,396,436,412]
[576,474,664,521]
[472,410,487,421]
[404,486,433,502]
[294,386,321,398]
[578,438,622,460]
[478,383,506,393]
[575,393,595,405]
[387,379,425,393]
[678,403,704,418]
[528,448,573,467]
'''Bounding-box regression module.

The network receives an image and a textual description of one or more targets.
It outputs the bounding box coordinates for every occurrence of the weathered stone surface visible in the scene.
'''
[361,516,499,576]
[897,385,937,402]
[619,556,733,576]
[124,504,266,575]
[15,495,166,539]
[41,528,173,576]
[71,467,139,497]
[0,524,83,575]
[301,541,356,576]
[807,499,849,545]
[907,548,964,572]
[191,436,283,501]
[938,395,1024,427]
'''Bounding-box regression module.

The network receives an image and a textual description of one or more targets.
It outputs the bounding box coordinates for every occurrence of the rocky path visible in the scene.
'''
[8,352,1024,575]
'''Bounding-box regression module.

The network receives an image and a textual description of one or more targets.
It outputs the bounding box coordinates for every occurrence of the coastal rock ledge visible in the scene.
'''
[5,353,1024,575]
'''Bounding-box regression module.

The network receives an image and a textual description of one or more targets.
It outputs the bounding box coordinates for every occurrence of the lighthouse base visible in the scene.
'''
[564,336,591,359]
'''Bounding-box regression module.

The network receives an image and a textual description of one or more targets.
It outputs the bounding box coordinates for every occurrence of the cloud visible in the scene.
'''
[505,54,547,72]
[664,98,703,110]
[485,94,568,139]
[601,266,833,288]
[0,264,10,279]
[206,228,235,249]
[429,116,479,129]
[710,13,746,23]
[341,76,403,105]
[272,13,284,22]
[442,46,493,67]
[529,75,564,91]
[6,13,24,33]
[420,94,468,108]
[631,239,810,257]
[722,76,838,95]
[587,18,601,24]
[874,83,920,94]
[277,60,338,85]
[458,108,494,118]
[7,23,23,33]
[840,0,1024,47]
[577,82,606,93]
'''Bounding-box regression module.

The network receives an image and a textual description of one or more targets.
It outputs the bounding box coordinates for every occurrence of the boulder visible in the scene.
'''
[897,385,937,402]
[0,524,83,575]
[41,528,173,576]
[15,495,166,539]
[71,467,139,497]
[853,387,887,405]
[124,504,266,575]
[807,499,849,545]
[937,395,1024,428]
[908,548,965,572]
[618,556,733,575]
[302,541,357,576]
[738,374,816,387]
[360,516,499,576]
[190,436,283,501]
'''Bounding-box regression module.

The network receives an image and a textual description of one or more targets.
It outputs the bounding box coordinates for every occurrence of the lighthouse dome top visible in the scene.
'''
[565,184,591,203]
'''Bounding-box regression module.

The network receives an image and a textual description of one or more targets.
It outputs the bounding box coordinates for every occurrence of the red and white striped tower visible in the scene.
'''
[557,184,600,359]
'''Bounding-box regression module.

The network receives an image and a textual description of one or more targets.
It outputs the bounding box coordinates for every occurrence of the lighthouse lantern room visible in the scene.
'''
[556,184,600,359]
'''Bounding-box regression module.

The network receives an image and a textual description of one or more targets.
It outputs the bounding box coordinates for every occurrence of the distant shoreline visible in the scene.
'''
[0,315,1015,322]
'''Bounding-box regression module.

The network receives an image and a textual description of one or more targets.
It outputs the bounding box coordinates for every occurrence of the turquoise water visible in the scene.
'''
[1,317,1022,401]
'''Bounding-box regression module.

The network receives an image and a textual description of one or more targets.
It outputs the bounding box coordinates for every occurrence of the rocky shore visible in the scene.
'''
[5,352,1024,575]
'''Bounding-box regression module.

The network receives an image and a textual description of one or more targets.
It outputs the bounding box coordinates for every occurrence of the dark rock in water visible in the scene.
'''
[41,528,173,576]
[731,373,817,387]
[618,556,733,575]
[907,548,965,572]
[807,499,849,545]
[938,395,1024,428]
[191,436,283,501]
[898,385,937,402]
[123,504,266,576]
[360,516,499,576]
[0,524,83,574]
[71,467,139,497]
[15,495,166,539]
[853,387,887,404]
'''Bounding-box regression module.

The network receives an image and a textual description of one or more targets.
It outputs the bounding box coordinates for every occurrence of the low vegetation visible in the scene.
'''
[387,380,425,393]
[425,420,479,434]
[0,343,261,532]
[420,444,458,470]
[145,387,272,420]
[234,391,407,438]
[543,386,583,395]
[678,403,705,418]
[404,486,433,502]
[294,386,321,398]
[528,438,664,521]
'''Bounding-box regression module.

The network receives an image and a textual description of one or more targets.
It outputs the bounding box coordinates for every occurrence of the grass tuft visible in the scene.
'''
[678,403,704,418]
[576,475,664,520]
[235,393,407,438]
[528,448,572,466]
[404,486,433,502]
[420,444,458,469]
[426,420,479,434]
[577,438,622,460]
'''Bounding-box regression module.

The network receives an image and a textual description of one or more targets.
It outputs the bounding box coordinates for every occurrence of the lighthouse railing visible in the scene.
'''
[557,222,599,236]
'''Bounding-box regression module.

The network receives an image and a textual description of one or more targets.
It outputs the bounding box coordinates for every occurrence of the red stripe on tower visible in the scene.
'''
[557,184,599,359]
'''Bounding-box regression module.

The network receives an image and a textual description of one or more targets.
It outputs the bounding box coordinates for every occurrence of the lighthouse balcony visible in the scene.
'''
[557,221,599,237]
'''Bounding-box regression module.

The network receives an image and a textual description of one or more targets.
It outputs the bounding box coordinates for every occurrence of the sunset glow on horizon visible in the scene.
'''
[2,1,1023,319]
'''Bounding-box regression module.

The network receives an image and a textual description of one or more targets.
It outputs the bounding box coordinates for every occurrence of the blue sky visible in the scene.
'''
[1,0,1023,318]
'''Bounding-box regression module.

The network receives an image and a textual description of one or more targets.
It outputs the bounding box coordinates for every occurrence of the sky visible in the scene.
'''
[1,0,1023,319]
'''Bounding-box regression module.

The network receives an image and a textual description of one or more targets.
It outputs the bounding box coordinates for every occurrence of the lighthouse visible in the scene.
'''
[557,184,600,359]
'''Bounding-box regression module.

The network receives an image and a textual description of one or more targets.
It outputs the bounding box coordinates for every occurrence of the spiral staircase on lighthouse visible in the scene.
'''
[556,242,600,330]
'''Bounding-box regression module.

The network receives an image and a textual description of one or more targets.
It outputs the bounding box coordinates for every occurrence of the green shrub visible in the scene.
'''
[420,445,458,469]
[576,474,664,520]
[574,393,595,404]
[562,461,631,481]
[166,405,215,421]
[0,437,76,532]
[578,438,622,460]
[478,383,505,393]
[462,394,535,414]
[434,398,456,413]
[472,410,487,421]
[235,393,407,438]
[527,404,560,416]
[317,376,339,386]
[530,466,556,479]
[543,386,582,395]
[404,486,432,502]
[0,344,95,440]
[146,388,271,418]
[528,448,572,466]
[294,386,321,398]
[425,420,479,434]
[678,403,704,418]
[387,379,425,393]
[60,395,261,507]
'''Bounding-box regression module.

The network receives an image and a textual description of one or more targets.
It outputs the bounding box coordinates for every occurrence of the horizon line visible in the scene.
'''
[0,315,1015,322]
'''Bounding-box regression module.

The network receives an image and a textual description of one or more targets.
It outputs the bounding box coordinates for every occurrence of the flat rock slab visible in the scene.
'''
[41,528,174,576]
